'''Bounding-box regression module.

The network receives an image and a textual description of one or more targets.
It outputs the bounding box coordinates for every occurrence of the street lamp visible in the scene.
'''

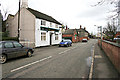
[98,26,102,47]
[94,25,102,47]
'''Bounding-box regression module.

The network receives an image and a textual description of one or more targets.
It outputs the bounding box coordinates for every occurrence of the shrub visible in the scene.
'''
[2,37,18,41]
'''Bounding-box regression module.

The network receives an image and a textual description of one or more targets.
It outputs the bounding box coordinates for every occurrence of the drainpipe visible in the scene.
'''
[18,0,21,42]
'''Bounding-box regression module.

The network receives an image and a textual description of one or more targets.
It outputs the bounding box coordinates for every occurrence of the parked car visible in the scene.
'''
[59,39,72,47]
[82,38,88,42]
[0,41,34,64]
[114,35,120,41]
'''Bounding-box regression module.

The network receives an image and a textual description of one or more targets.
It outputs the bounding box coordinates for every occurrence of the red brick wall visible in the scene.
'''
[72,35,79,43]
[62,35,72,37]
[98,40,120,73]
[62,34,79,43]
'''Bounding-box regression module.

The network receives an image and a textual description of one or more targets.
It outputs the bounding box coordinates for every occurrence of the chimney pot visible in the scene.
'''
[80,25,82,29]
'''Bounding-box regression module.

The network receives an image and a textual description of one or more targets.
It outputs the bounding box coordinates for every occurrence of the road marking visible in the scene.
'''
[89,45,95,80]
[58,47,77,55]
[11,56,52,72]
[95,55,102,58]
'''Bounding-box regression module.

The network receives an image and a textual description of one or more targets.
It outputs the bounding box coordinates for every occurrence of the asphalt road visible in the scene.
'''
[2,39,97,78]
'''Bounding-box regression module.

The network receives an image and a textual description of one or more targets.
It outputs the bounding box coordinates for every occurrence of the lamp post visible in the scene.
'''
[18,0,21,42]
[94,25,102,47]
[98,26,102,47]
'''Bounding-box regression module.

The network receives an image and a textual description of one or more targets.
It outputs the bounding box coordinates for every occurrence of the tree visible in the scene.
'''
[103,21,117,40]
[93,0,120,19]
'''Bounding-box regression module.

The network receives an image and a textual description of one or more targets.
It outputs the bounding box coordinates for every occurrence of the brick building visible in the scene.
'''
[62,26,89,42]
[77,26,89,41]
[62,29,79,42]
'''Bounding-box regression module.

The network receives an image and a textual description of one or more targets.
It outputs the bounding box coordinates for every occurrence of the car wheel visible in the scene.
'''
[59,45,61,47]
[1,55,7,64]
[27,50,32,57]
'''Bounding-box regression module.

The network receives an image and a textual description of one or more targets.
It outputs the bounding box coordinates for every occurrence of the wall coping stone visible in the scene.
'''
[102,40,120,48]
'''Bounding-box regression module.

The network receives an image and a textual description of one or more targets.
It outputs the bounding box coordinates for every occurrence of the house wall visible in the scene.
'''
[62,30,79,43]
[7,15,18,37]
[7,8,36,48]
[35,18,62,47]
[20,8,36,47]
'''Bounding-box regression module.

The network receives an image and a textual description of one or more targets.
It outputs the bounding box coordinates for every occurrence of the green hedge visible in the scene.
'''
[2,37,18,41]
[0,31,9,37]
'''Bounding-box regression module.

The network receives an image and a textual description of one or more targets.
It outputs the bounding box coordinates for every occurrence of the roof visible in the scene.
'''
[76,28,89,33]
[63,28,89,35]
[63,29,75,35]
[27,8,62,25]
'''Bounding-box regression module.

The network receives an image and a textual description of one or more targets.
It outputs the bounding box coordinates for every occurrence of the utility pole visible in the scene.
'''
[18,0,21,42]
[98,26,102,47]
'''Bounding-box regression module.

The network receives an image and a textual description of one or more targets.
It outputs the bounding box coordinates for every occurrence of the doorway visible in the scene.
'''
[50,33,52,45]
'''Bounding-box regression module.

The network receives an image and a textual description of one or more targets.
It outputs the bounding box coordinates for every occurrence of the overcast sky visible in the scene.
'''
[0,0,116,34]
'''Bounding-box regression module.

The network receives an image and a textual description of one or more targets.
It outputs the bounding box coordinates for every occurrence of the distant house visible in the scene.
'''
[114,32,120,38]
[77,26,89,41]
[62,29,79,42]
[62,26,89,42]
[6,0,62,48]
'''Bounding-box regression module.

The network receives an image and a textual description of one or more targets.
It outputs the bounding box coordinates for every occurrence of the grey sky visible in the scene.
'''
[0,0,116,34]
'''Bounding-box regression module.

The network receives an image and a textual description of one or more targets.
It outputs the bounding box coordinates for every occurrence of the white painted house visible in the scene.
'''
[6,0,62,48]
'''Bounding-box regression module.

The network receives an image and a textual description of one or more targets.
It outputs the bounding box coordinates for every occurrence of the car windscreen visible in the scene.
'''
[62,40,70,42]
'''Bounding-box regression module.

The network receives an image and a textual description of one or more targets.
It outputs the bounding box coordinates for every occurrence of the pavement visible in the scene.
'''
[92,43,120,79]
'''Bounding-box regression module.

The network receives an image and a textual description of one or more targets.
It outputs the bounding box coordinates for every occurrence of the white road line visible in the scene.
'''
[11,56,52,72]
[58,47,77,55]
[89,46,95,80]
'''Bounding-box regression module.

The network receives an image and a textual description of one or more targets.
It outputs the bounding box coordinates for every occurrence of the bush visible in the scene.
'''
[2,37,18,41]
[0,31,9,37]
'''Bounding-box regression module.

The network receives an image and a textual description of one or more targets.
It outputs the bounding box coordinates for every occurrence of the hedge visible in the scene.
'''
[2,37,18,41]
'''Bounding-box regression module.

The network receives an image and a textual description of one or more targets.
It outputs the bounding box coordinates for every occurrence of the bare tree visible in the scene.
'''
[93,0,119,18]
[103,21,117,40]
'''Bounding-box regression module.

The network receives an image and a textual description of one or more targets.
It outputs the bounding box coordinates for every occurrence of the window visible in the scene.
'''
[55,24,58,28]
[4,42,14,48]
[41,32,46,41]
[50,22,52,27]
[41,20,46,26]
[13,42,22,48]
[55,34,58,40]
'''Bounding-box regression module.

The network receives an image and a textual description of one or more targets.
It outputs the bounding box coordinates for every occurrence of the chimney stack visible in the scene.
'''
[21,0,28,8]
[80,25,82,29]
[84,27,86,30]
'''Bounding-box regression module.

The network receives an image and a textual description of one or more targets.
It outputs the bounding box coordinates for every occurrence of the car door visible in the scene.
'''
[3,42,17,59]
[13,42,27,57]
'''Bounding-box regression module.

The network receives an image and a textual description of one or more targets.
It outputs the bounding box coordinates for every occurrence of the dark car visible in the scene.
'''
[59,39,72,47]
[0,41,34,64]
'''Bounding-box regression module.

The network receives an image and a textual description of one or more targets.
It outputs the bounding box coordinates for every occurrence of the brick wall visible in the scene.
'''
[62,34,79,42]
[98,40,120,73]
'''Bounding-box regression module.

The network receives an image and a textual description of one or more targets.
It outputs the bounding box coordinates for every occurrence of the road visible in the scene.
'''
[2,39,99,78]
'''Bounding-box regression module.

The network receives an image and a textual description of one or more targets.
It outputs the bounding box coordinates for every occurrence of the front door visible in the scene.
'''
[50,33,52,45]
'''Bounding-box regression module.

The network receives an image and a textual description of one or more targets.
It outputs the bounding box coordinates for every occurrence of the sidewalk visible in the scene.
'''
[92,43,119,78]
